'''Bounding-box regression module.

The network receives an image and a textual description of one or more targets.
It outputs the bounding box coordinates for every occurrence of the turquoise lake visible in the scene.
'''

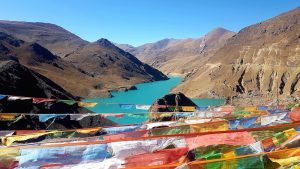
[85,76,224,124]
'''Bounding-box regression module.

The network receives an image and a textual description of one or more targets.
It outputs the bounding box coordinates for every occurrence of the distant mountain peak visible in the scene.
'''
[95,38,114,47]
[148,38,174,50]
[174,7,300,100]
[205,27,234,37]
[211,27,230,32]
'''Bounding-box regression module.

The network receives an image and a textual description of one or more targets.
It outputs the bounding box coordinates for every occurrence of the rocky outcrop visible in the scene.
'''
[149,92,197,112]
[173,7,300,102]
[108,85,137,92]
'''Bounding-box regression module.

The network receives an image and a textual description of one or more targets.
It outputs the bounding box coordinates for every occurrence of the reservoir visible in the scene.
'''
[85,76,224,124]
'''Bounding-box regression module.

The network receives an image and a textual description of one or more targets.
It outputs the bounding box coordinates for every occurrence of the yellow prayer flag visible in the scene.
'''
[76,127,102,134]
[2,131,56,146]
[272,137,279,146]
[250,110,268,116]
[222,151,237,169]
[0,148,20,168]
[269,148,300,166]
[0,147,19,156]
[0,114,17,121]
[182,106,196,112]
[244,106,257,112]
[78,102,98,107]
[270,156,300,166]
[223,151,236,158]
[284,128,297,138]
[160,113,173,118]
[149,112,173,120]
[190,121,229,133]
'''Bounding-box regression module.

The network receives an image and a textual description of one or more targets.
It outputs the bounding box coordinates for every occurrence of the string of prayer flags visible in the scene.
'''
[2,92,300,168]
[0,94,98,108]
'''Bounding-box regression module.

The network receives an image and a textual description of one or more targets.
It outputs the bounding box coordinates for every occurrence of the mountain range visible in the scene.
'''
[0,21,167,98]
[118,7,300,101]
[117,27,235,75]
[174,7,300,100]
[0,7,299,102]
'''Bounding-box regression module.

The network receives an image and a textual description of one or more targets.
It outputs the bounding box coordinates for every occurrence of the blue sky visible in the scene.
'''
[1,0,299,46]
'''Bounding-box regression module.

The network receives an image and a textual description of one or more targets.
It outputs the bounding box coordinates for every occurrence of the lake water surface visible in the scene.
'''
[85,76,224,124]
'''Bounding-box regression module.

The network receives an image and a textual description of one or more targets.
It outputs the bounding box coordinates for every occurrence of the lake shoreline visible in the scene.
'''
[85,77,224,124]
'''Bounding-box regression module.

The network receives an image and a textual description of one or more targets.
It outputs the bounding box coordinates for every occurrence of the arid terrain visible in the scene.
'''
[0,21,167,98]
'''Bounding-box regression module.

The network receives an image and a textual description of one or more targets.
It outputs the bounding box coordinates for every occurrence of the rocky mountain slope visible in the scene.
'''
[119,28,235,75]
[0,59,75,99]
[0,32,103,97]
[0,20,88,57]
[0,21,167,97]
[0,60,116,127]
[114,43,135,52]
[65,38,167,92]
[174,7,300,100]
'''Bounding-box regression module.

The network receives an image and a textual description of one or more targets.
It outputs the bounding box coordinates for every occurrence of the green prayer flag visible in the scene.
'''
[58,99,77,105]
[150,125,190,136]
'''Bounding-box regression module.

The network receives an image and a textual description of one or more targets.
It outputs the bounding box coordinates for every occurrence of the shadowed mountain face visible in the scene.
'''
[0,60,117,127]
[114,43,135,52]
[0,32,58,64]
[118,28,235,75]
[174,7,300,100]
[0,60,74,99]
[0,21,168,98]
